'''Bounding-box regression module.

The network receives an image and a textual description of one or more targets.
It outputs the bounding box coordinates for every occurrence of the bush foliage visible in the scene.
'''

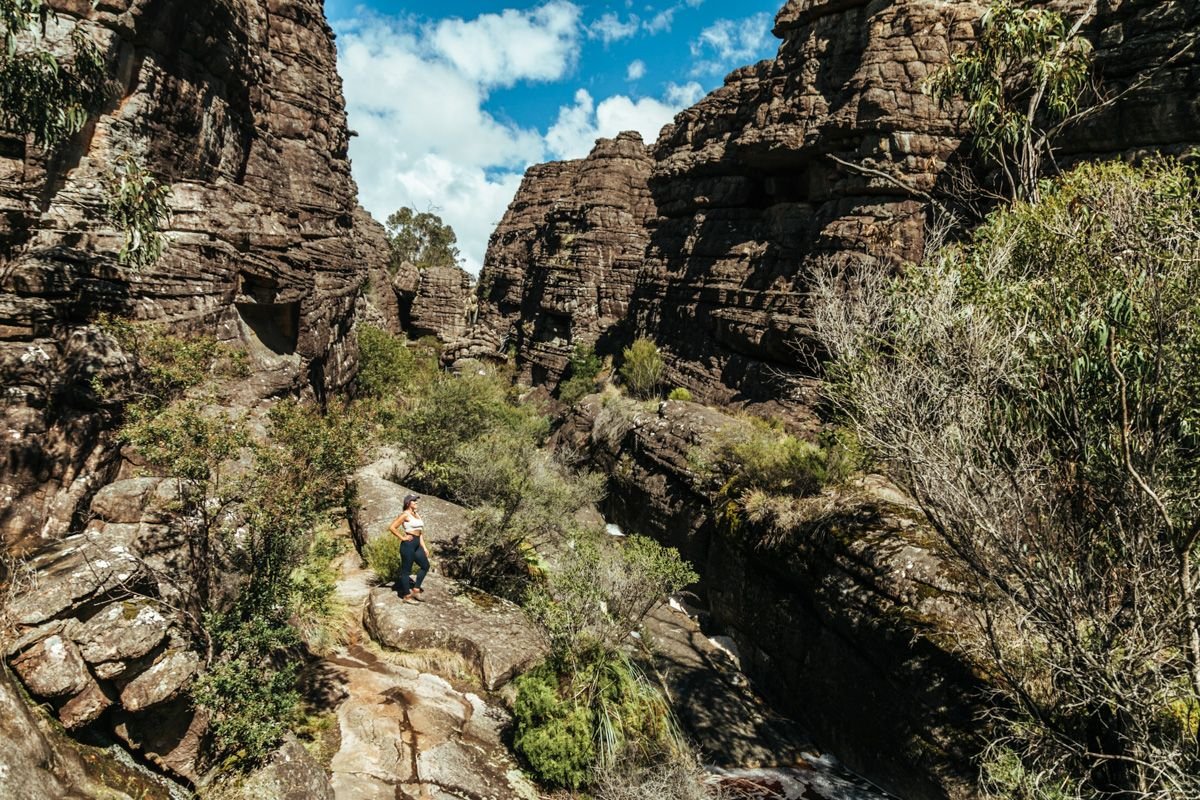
[558,343,604,405]
[363,534,404,584]
[812,157,1200,798]
[619,337,664,399]
[0,2,108,146]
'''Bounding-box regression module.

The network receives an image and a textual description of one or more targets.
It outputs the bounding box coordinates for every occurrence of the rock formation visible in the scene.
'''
[394,264,476,344]
[0,0,389,550]
[476,131,655,385]
[475,0,1200,423]
[552,395,982,800]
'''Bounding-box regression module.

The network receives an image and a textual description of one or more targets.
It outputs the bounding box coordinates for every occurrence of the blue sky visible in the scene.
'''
[326,1,782,273]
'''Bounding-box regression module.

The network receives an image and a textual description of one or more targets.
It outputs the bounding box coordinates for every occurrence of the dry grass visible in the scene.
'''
[370,642,480,688]
[592,754,731,800]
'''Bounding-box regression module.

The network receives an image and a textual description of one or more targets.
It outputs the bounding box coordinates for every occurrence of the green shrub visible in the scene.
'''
[619,338,664,399]
[363,535,404,584]
[445,427,602,600]
[97,315,246,411]
[558,343,604,405]
[0,8,108,147]
[514,650,681,788]
[103,154,172,270]
[690,417,829,500]
[812,157,1200,797]
[527,532,697,659]
[667,387,693,402]
[288,531,351,654]
[356,325,439,400]
[400,372,548,494]
[191,617,301,768]
[513,661,596,788]
[234,400,365,617]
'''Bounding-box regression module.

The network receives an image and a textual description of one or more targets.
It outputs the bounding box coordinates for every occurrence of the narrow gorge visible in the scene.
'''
[2,1,1199,799]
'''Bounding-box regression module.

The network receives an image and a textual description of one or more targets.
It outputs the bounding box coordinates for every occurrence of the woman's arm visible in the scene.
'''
[388,512,409,538]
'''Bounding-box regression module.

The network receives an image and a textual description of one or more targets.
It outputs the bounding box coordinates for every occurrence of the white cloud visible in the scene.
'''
[432,1,582,88]
[545,84,698,160]
[643,7,677,34]
[690,13,774,76]
[588,12,640,44]
[665,80,705,107]
[336,5,583,273]
[335,2,709,275]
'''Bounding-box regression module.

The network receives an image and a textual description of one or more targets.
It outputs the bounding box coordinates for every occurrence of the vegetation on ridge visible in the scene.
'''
[813,156,1200,800]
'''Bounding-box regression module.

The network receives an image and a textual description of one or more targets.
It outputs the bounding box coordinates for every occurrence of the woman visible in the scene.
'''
[388,493,430,603]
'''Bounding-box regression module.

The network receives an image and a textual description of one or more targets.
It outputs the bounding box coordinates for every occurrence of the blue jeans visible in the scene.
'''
[398,538,429,596]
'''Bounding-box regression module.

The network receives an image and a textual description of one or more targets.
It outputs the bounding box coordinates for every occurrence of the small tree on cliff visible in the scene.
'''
[925,0,1094,201]
[385,206,461,272]
[0,0,109,146]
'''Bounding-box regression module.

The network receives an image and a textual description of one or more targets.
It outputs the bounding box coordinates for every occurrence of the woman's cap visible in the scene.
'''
[403,494,420,507]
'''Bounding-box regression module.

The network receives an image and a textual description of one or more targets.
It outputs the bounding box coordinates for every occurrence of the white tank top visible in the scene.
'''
[402,515,424,534]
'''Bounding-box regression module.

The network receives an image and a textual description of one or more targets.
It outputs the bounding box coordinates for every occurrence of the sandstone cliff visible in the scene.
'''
[476,131,655,385]
[0,0,389,548]
[476,0,1200,422]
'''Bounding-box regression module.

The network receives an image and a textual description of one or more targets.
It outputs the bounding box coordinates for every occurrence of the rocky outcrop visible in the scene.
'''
[394,264,476,345]
[476,131,655,385]
[476,0,1200,419]
[4,492,207,779]
[365,581,548,691]
[0,0,387,549]
[0,665,174,799]
[326,643,538,800]
[553,396,982,800]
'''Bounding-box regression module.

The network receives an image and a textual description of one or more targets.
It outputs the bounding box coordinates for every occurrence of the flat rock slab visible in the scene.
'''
[10,633,93,698]
[349,456,468,551]
[73,600,169,665]
[119,649,199,712]
[364,579,547,691]
[326,643,537,800]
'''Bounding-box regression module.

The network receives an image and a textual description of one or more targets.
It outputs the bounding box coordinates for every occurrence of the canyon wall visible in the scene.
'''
[0,0,389,548]
[479,1,1200,797]
[475,0,1200,424]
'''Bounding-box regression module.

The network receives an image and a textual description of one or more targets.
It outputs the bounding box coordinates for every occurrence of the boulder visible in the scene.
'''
[349,457,466,552]
[221,734,334,800]
[113,697,209,783]
[88,478,164,525]
[58,681,115,730]
[5,527,147,627]
[118,649,200,712]
[73,601,170,666]
[10,634,93,698]
[364,579,547,691]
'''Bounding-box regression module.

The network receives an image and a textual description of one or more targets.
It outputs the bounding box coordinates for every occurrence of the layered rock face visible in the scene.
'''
[476,131,655,385]
[477,0,1200,420]
[394,263,476,344]
[0,0,387,547]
